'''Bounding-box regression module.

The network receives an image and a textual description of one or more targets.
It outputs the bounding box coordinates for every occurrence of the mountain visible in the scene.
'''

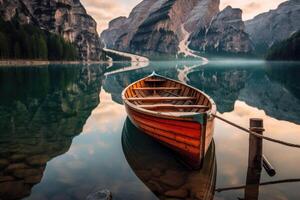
[189,6,254,54]
[101,0,219,58]
[101,0,166,52]
[130,0,220,58]
[245,0,300,54]
[0,0,104,61]
[102,0,298,58]
[265,30,300,61]
[101,16,127,49]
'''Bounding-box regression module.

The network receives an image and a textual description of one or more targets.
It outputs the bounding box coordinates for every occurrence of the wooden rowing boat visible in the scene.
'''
[122,72,217,169]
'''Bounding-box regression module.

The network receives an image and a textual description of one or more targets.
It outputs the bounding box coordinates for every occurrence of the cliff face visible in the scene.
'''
[130,0,203,57]
[191,6,254,54]
[102,0,299,57]
[184,0,220,56]
[245,0,300,52]
[0,0,104,61]
[101,16,127,49]
[185,0,219,34]
[101,0,167,51]
[101,0,219,57]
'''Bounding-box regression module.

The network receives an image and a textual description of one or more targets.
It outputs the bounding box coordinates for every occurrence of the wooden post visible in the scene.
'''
[248,118,264,169]
[245,118,264,200]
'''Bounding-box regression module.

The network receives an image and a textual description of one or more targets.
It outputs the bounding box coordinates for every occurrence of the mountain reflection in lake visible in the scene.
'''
[0,65,105,199]
[0,61,300,200]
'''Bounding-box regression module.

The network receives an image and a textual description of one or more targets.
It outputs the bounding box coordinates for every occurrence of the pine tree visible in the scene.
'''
[0,32,9,59]
[37,35,48,59]
[0,17,79,61]
[13,42,21,58]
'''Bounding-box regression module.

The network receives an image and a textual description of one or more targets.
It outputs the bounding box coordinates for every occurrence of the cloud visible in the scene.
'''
[220,0,286,20]
[244,2,262,13]
[81,0,131,33]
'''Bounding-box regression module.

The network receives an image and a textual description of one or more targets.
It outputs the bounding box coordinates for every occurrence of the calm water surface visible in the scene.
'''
[0,60,300,200]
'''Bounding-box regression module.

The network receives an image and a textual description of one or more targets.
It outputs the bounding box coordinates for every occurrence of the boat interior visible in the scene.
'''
[124,75,213,113]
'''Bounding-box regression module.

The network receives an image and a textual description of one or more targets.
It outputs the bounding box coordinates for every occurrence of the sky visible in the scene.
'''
[80,0,287,34]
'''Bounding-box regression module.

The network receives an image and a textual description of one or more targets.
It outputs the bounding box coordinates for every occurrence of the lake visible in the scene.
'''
[0,60,300,200]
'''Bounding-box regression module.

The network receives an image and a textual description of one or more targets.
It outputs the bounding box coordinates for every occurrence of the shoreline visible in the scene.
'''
[1,59,298,67]
[0,60,111,67]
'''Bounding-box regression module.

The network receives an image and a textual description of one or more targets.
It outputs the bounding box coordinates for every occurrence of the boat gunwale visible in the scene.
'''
[121,72,217,121]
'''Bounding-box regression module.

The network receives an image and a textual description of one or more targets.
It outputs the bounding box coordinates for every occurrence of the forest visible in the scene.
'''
[265,31,300,61]
[0,18,78,61]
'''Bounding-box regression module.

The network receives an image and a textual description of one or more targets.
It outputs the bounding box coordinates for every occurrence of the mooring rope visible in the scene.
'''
[215,178,300,192]
[212,114,300,148]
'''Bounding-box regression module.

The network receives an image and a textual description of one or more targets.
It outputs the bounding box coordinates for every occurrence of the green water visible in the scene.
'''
[0,60,299,200]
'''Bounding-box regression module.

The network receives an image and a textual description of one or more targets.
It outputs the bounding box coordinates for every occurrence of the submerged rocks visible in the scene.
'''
[190,6,254,54]
[86,189,112,200]
[13,168,43,179]
[26,155,50,166]
[0,159,9,170]
[0,180,31,199]
[5,163,29,172]
[159,170,187,187]
[164,188,189,198]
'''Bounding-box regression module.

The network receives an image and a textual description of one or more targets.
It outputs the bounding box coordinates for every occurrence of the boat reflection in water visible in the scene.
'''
[122,118,216,200]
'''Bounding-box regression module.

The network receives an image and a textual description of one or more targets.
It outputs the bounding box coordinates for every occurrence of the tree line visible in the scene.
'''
[265,31,300,61]
[0,17,78,61]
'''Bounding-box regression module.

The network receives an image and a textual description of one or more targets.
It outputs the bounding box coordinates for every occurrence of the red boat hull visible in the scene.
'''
[125,104,214,169]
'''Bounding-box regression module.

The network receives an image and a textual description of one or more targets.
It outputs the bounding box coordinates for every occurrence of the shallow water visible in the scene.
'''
[0,60,300,200]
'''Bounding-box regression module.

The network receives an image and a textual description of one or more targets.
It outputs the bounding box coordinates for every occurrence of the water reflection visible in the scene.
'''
[0,64,105,199]
[0,61,299,199]
[122,119,216,200]
[213,100,300,199]
[104,61,300,124]
[103,61,300,199]
[188,62,300,124]
[24,89,156,200]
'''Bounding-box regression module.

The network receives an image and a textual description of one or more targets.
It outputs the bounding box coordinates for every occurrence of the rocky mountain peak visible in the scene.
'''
[217,6,241,17]
[129,0,203,57]
[190,5,254,54]
[101,0,298,58]
[210,6,244,31]
[101,0,220,58]
[108,17,127,29]
[245,0,300,53]
[101,0,162,50]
